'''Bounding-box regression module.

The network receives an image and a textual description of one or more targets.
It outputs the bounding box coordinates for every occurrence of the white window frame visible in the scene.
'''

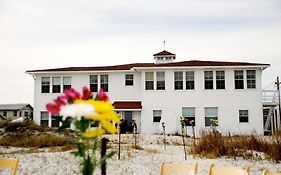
[153,110,162,123]
[174,71,183,90]
[246,70,256,89]
[156,72,165,90]
[145,72,154,90]
[125,74,134,86]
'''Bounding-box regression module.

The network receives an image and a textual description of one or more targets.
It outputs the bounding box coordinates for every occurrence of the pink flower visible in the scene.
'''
[97,89,109,101]
[64,88,81,101]
[54,96,66,107]
[82,86,92,100]
[46,103,60,115]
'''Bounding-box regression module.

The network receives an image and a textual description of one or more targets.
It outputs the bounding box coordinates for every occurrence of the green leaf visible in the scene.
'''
[76,118,90,132]
[57,117,73,132]
[82,155,94,175]
[75,142,86,157]
[98,151,115,165]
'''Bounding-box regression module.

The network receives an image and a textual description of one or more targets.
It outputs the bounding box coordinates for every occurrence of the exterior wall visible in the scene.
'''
[33,71,141,127]
[32,67,264,136]
[140,68,263,136]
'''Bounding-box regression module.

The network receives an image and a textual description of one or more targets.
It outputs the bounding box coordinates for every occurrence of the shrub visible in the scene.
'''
[0,133,77,148]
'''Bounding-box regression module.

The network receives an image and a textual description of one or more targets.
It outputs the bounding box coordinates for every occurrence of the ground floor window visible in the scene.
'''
[182,107,195,126]
[153,110,161,122]
[239,110,249,123]
[51,115,60,127]
[205,107,218,126]
[40,111,49,126]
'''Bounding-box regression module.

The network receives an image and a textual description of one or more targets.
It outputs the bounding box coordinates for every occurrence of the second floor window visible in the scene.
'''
[247,70,256,89]
[216,71,225,89]
[52,77,61,93]
[204,71,213,89]
[186,71,195,90]
[41,77,50,93]
[174,72,183,90]
[63,77,71,91]
[125,74,134,86]
[156,72,165,90]
[145,72,154,90]
[100,75,108,92]
[90,75,98,92]
[235,70,244,89]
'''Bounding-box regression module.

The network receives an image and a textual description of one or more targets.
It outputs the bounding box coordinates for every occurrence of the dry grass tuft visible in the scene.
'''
[191,129,281,162]
[146,148,160,154]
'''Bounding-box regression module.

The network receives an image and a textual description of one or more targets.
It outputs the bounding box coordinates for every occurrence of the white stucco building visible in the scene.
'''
[26,50,270,135]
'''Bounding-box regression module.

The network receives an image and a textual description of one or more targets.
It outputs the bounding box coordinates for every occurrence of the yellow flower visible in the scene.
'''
[74,99,120,134]
[82,128,104,139]
[100,120,117,134]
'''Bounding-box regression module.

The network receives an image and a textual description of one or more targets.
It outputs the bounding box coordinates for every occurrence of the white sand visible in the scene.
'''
[0,134,280,175]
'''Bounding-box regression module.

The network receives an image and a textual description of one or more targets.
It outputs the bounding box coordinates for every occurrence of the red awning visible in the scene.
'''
[112,101,142,110]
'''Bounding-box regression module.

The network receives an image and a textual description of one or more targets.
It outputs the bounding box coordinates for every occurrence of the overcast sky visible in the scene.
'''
[0,0,280,105]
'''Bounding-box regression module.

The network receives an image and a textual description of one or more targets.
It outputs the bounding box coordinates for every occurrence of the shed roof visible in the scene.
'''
[0,104,33,111]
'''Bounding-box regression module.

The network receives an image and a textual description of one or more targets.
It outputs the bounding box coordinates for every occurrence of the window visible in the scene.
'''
[125,74,134,86]
[239,110,249,123]
[156,72,165,90]
[13,111,17,117]
[182,107,195,126]
[174,72,183,90]
[41,77,50,93]
[205,107,218,126]
[40,111,49,126]
[3,111,7,117]
[145,72,154,90]
[51,115,60,127]
[24,111,28,117]
[153,110,161,122]
[100,75,108,92]
[186,71,195,90]
[216,71,225,89]
[52,77,61,93]
[90,75,98,92]
[234,70,244,89]
[204,71,213,89]
[63,77,71,91]
[247,70,256,89]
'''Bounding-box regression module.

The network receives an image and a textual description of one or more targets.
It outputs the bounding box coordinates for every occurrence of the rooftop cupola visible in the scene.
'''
[153,50,176,64]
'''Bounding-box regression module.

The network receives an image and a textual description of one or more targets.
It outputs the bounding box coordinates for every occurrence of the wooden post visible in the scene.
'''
[275,76,281,130]
[101,138,109,175]
[162,122,166,150]
[181,124,187,160]
[118,126,121,160]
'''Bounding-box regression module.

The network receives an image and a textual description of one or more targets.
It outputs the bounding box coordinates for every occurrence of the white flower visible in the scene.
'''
[60,103,96,120]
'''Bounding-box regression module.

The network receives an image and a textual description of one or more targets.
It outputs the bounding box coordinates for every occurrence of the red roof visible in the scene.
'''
[113,101,142,109]
[153,50,175,56]
[26,60,270,73]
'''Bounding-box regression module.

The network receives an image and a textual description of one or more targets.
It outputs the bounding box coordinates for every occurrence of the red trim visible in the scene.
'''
[113,101,142,109]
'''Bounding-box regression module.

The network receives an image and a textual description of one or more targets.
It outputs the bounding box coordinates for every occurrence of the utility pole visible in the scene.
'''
[275,76,281,130]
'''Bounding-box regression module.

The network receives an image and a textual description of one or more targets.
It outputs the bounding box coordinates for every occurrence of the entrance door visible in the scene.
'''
[124,111,132,122]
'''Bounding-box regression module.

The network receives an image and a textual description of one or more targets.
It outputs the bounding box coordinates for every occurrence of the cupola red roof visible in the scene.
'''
[153,50,175,56]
